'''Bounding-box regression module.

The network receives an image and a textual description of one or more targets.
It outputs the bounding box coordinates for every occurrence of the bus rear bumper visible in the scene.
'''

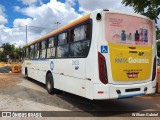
[93,81,156,100]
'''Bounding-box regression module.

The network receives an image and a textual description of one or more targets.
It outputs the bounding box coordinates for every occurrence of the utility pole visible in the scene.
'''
[26,25,28,44]
[55,22,61,29]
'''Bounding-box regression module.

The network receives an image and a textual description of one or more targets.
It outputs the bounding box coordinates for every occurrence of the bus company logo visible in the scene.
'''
[115,57,149,63]
[50,61,54,71]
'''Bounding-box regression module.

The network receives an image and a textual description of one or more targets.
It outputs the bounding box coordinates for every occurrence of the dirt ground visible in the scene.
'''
[0,73,22,88]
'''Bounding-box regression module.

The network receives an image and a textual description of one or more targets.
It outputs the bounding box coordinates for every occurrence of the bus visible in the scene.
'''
[22,9,157,100]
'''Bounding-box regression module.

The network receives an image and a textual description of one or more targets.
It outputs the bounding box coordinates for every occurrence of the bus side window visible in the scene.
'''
[30,45,35,59]
[73,24,90,42]
[58,32,68,45]
[26,47,30,59]
[86,24,90,39]
[70,23,91,57]
[35,43,40,59]
[24,48,26,58]
[40,40,46,59]
[70,29,74,43]
[57,32,69,58]
[47,37,56,58]
[22,48,26,59]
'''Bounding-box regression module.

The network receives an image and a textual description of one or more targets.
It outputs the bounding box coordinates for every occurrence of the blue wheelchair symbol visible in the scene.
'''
[101,46,108,53]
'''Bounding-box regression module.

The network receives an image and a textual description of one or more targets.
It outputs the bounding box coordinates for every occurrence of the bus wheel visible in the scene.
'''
[25,68,28,78]
[46,73,54,94]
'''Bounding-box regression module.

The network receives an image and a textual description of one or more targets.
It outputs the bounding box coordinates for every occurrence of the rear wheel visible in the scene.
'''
[46,73,54,94]
[25,67,28,78]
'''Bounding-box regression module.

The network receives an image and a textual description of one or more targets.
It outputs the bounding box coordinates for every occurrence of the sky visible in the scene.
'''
[0,0,159,47]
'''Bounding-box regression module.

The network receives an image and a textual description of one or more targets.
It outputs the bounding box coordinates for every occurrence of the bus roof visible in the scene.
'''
[23,13,90,48]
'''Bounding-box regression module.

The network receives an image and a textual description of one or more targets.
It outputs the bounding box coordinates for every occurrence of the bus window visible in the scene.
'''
[35,43,40,59]
[26,47,30,59]
[57,32,69,58]
[30,45,35,59]
[22,48,26,59]
[74,25,87,41]
[40,40,46,59]
[47,37,56,58]
[70,24,91,57]
[24,48,26,58]
[70,41,90,57]
[58,32,68,45]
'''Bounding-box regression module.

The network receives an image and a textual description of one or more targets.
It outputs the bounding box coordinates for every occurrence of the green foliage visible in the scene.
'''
[0,43,22,62]
[157,28,160,40]
[157,42,160,57]
[121,0,160,23]
[157,41,160,46]
[0,51,5,61]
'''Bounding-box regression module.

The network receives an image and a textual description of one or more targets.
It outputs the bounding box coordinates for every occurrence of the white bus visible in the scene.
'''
[22,9,157,100]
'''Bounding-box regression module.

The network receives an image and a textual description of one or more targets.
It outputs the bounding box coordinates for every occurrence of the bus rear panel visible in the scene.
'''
[93,11,156,99]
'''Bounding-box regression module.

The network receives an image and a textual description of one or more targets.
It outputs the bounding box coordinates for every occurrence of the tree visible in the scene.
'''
[121,0,160,23]
[157,28,160,40]
[0,43,22,62]
[0,51,5,61]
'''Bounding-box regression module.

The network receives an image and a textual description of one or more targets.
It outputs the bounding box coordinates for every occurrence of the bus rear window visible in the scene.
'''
[105,13,153,46]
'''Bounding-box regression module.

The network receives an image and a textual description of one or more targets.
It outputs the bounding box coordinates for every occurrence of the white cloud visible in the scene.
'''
[0,16,7,26]
[78,0,134,13]
[18,0,38,5]
[14,6,21,11]
[0,5,8,45]
[0,5,8,27]
[0,27,26,46]
[66,0,77,7]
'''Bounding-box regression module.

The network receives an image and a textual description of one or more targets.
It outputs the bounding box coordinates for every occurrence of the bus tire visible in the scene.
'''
[46,73,54,94]
[25,67,28,78]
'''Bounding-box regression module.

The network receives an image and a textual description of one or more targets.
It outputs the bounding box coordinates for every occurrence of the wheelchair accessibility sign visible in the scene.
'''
[101,46,108,53]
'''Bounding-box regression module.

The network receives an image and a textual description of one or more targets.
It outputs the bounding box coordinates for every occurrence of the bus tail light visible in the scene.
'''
[152,56,156,81]
[98,52,108,84]
[98,91,104,94]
